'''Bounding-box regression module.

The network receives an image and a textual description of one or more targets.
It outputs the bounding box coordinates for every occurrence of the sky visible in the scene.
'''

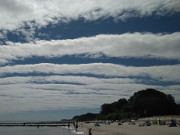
[0,0,180,121]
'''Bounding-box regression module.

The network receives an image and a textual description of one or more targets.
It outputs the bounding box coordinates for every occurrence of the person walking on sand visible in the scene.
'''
[88,128,92,135]
[75,122,78,132]
[68,123,70,128]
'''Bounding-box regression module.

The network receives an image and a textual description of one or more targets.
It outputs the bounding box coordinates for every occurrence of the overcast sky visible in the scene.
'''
[0,0,180,121]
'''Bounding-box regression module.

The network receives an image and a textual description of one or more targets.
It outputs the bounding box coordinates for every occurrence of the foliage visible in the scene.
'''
[72,113,98,121]
[72,89,179,121]
[129,88,177,116]
[101,98,129,115]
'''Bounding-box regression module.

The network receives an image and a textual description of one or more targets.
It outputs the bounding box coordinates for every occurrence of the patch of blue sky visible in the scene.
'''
[0,73,115,79]
[1,72,180,87]
[0,0,180,121]
[0,81,85,86]
[1,13,180,43]
[2,55,179,67]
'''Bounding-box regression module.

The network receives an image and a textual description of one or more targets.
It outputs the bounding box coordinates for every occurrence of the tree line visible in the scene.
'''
[72,89,180,121]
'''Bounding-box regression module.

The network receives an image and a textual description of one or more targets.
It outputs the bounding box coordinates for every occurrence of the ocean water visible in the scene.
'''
[0,126,76,135]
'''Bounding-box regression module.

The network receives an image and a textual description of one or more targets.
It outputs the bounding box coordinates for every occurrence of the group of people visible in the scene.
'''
[72,122,92,135]
[72,122,79,132]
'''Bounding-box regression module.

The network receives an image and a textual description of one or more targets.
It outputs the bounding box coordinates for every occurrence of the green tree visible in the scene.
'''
[101,103,113,115]
[116,98,129,111]
[129,88,177,116]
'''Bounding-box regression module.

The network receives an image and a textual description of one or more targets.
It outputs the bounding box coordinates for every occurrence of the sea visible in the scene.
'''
[0,126,80,135]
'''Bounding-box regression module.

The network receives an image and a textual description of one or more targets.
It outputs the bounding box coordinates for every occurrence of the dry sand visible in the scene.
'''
[79,121,180,135]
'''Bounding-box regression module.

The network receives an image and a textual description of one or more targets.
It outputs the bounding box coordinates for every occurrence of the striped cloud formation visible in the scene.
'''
[0,0,180,121]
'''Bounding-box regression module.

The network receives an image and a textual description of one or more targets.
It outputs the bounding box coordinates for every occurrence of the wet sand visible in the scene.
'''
[79,122,180,135]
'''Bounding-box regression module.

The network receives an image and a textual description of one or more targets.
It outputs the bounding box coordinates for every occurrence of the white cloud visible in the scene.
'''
[0,74,179,115]
[1,0,180,120]
[0,63,180,82]
[0,0,180,32]
[0,75,137,85]
[0,33,5,39]
[0,65,179,115]
[0,33,180,64]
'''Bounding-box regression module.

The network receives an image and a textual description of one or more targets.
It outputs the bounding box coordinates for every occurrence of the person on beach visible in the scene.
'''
[75,122,78,132]
[68,123,70,128]
[88,128,92,135]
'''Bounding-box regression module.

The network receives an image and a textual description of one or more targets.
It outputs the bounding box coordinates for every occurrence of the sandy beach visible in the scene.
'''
[79,122,180,135]
[79,117,180,135]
